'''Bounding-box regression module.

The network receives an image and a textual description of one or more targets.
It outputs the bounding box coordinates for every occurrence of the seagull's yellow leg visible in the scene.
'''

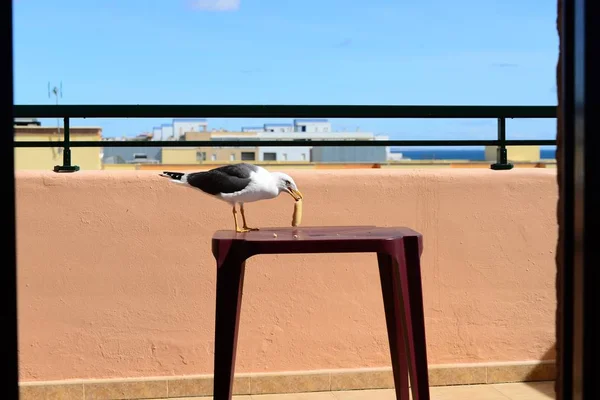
[233,205,250,233]
[240,204,259,231]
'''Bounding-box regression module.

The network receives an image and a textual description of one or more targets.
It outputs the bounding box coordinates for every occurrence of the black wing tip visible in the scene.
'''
[160,171,185,180]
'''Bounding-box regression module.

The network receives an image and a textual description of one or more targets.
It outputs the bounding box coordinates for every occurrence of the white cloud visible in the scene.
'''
[192,0,240,11]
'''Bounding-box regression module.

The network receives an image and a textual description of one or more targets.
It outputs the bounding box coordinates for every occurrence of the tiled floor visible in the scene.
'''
[160,381,555,400]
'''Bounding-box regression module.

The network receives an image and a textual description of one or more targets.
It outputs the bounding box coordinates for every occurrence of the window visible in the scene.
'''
[241,152,255,161]
[230,154,236,161]
[282,153,288,161]
[264,152,277,161]
[196,151,206,161]
[301,153,306,161]
[211,153,216,161]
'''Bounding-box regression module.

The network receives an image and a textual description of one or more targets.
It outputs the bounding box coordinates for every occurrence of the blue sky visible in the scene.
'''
[13,0,558,142]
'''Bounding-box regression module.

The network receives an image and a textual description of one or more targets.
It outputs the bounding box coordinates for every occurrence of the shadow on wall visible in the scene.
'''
[525,344,557,396]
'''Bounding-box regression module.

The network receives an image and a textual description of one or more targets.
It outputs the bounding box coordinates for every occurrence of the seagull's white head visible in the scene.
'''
[271,172,303,201]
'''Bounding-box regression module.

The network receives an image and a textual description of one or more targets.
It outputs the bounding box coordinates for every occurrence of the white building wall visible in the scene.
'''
[254,131,380,162]
[241,127,264,132]
[264,124,294,133]
[374,136,392,160]
[173,119,208,138]
[293,119,332,133]
[152,127,162,141]
[258,146,311,162]
[161,124,174,140]
[257,131,377,140]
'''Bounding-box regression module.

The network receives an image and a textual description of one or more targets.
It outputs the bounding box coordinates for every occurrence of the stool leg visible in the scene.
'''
[396,238,430,400]
[377,253,410,400]
[213,258,246,400]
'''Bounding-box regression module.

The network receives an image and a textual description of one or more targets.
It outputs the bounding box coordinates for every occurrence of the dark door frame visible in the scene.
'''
[3,0,19,399]
[558,0,597,398]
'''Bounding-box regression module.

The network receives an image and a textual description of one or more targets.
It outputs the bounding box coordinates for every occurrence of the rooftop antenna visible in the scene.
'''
[48,81,62,102]
[47,81,78,172]
[48,81,63,158]
[48,81,63,125]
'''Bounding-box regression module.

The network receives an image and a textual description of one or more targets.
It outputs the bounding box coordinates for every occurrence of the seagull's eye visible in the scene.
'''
[284,180,290,186]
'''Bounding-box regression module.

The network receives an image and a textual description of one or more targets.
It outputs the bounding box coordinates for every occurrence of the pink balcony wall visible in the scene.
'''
[16,169,558,382]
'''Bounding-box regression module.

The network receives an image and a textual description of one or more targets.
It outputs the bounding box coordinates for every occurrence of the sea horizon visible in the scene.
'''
[390,147,556,161]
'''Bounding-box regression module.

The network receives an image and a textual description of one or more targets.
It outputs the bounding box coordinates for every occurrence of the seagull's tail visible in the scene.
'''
[159,171,188,184]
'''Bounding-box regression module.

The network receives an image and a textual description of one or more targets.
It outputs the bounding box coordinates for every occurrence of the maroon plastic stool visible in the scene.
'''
[211,226,430,400]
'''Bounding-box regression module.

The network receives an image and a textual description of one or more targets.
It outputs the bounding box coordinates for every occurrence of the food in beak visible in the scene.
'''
[292,199,303,227]
[287,188,303,201]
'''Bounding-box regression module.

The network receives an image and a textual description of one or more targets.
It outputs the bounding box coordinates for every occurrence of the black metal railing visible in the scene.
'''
[13,105,557,172]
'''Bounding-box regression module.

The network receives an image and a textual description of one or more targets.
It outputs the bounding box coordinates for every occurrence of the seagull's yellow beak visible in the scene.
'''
[287,188,303,201]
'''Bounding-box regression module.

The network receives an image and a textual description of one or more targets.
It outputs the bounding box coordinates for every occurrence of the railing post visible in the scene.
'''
[490,117,514,170]
[53,117,80,173]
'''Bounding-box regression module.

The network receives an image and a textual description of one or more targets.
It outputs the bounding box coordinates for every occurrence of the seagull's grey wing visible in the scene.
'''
[186,169,252,195]
[210,163,259,179]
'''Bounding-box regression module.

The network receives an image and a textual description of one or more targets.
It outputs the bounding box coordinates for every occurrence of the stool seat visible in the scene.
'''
[212,226,430,400]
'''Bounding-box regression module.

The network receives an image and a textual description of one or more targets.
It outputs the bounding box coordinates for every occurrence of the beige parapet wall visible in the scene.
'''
[16,170,557,385]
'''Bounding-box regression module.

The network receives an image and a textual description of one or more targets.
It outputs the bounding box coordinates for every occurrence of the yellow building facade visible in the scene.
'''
[15,126,103,170]
[484,145,542,162]
[161,130,260,165]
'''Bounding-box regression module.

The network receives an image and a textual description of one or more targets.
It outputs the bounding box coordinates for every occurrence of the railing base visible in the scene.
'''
[53,165,80,173]
[490,163,514,170]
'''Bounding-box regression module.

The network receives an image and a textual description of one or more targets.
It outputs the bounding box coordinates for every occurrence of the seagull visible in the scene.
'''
[159,163,303,233]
